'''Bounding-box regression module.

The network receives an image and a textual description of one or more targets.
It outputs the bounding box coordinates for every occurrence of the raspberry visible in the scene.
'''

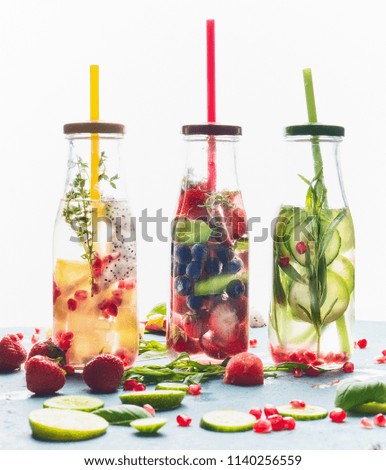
[176,414,192,427]
[360,417,373,429]
[253,419,272,433]
[264,404,279,418]
[83,354,124,393]
[329,408,347,423]
[25,355,66,394]
[267,414,285,431]
[143,404,156,416]
[290,400,306,409]
[357,339,367,349]
[0,334,27,372]
[249,408,262,420]
[188,384,202,396]
[283,417,296,430]
[373,413,386,427]
[342,361,354,373]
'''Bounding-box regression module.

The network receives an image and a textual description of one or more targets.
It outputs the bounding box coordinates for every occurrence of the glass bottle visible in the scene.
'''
[167,124,249,361]
[53,122,138,371]
[269,124,355,366]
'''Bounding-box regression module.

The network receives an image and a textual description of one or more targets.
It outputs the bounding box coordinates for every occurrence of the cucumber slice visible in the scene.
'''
[119,390,185,411]
[155,382,189,392]
[330,256,355,294]
[195,272,248,296]
[287,222,341,266]
[235,239,249,252]
[43,395,104,412]
[289,271,349,324]
[29,409,108,441]
[277,404,328,420]
[353,402,386,414]
[172,219,212,245]
[130,417,167,433]
[200,410,255,432]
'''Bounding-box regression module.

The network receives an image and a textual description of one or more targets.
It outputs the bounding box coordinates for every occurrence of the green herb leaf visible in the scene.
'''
[335,380,386,411]
[93,405,151,425]
[318,211,346,260]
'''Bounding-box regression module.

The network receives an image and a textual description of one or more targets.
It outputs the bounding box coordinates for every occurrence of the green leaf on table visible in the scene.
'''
[335,380,386,411]
[93,405,151,425]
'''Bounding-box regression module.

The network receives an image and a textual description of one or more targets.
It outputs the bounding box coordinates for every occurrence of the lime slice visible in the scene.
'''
[29,408,108,441]
[172,220,212,245]
[119,390,185,411]
[195,272,248,296]
[276,404,328,420]
[130,417,167,433]
[330,256,355,294]
[200,410,255,432]
[155,382,189,392]
[43,395,104,412]
[289,271,349,324]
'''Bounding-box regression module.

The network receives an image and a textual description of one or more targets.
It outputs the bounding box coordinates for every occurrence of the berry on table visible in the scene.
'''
[283,417,296,430]
[25,355,65,394]
[188,384,202,395]
[342,361,354,373]
[357,338,367,349]
[176,414,192,427]
[292,367,304,378]
[133,383,146,392]
[290,400,306,409]
[0,334,27,372]
[360,417,373,429]
[264,404,279,418]
[83,354,124,393]
[253,419,272,433]
[305,366,320,377]
[28,339,66,364]
[123,379,140,391]
[224,352,264,386]
[382,349,386,357]
[267,414,285,431]
[329,408,347,423]
[373,413,386,427]
[374,355,386,364]
[249,408,262,420]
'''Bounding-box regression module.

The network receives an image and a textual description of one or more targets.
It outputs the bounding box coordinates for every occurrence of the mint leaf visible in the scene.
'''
[335,380,386,411]
[93,405,151,425]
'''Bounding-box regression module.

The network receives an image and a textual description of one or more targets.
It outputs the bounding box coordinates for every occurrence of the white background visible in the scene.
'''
[0,0,385,328]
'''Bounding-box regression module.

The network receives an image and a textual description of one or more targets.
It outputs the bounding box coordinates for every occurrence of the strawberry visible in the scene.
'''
[27,340,66,366]
[83,354,124,393]
[176,188,209,219]
[25,355,66,394]
[0,334,27,372]
[182,311,209,339]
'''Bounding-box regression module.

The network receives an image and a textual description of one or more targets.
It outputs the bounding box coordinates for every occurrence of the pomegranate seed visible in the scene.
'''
[31,334,39,344]
[290,400,306,409]
[374,355,386,364]
[264,405,279,418]
[104,304,118,317]
[188,384,202,395]
[304,351,317,363]
[92,257,103,278]
[357,338,367,349]
[118,280,126,289]
[111,296,122,307]
[64,365,75,374]
[288,352,299,362]
[382,349,386,357]
[295,241,308,254]
[283,416,296,430]
[123,379,139,391]
[360,417,373,429]
[112,289,124,298]
[16,332,24,340]
[249,338,258,348]
[279,257,290,268]
[176,414,192,427]
[91,283,100,295]
[253,419,272,433]
[342,361,354,373]
[133,383,146,392]
[292,367,304,378]
[124,279,136,290]
[329,408,347,423]
[143,404,156,416]
[67,298,77,311]
[249,408,262,420]
[311,359,325,367]
[305,366,320,377]
[324,352,334,363]
[267,414,285,431]
[34,328,40,334]
[74,290,88,301]
[373,413,386,427]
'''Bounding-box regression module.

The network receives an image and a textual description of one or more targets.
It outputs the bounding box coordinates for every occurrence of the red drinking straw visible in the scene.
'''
[207,19,216,191]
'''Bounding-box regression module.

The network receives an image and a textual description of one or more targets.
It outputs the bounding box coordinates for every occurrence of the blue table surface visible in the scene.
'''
[1,321,386,451]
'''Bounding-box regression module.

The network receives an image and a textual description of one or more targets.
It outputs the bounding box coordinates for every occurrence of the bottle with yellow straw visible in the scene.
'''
[268,68,355,368]
[52,66,138,371]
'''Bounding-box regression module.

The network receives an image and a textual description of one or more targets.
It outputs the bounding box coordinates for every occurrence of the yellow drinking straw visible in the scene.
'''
[90,65,100,200]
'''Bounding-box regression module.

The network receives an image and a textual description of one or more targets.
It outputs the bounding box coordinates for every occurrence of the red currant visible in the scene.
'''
[283,416,296,430]
[357,338,367,349]
[360,417,373,429]
[267,414,285,431]
[373,413,386,427]
[329,408,347,423]
[264,404,279,418]
[253,419,272,433]
[188,384,202,395]
[249,408,262,420]
[143,404,155,416]
[292,367,304,378]
[290,400,306,409]
[342,361,354,373]
[176,414,192,427]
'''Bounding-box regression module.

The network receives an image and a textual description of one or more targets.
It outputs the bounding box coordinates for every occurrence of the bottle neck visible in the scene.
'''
[183,135,240,193]
[282,136,348,209]
[64,134,125,201]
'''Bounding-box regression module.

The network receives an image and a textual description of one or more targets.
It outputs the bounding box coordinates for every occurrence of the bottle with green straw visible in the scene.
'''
[268,69,355,366]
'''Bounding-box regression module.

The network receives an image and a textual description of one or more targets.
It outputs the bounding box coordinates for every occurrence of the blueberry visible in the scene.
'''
[186,261,202,281]
[205,257,222,275]
[226,279,245,298]
[223,257,244,274]
[174,276,193,296]
[174,263,187,276]
[191,243,208,262]
[175,245,192,264]
[216,246,235,264]
[186,295,203,310]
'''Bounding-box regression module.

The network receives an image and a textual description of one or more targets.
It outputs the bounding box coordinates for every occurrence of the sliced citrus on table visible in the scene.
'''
[276,404,328,420]
[43,395,104,412]
[200,410,255,432]
[130,417,168,433]
[29,408,108,441]
[155,382,189,392]
[119,390,185,411]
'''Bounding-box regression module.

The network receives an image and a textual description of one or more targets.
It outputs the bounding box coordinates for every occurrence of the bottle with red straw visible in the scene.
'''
[167,20,249,362]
